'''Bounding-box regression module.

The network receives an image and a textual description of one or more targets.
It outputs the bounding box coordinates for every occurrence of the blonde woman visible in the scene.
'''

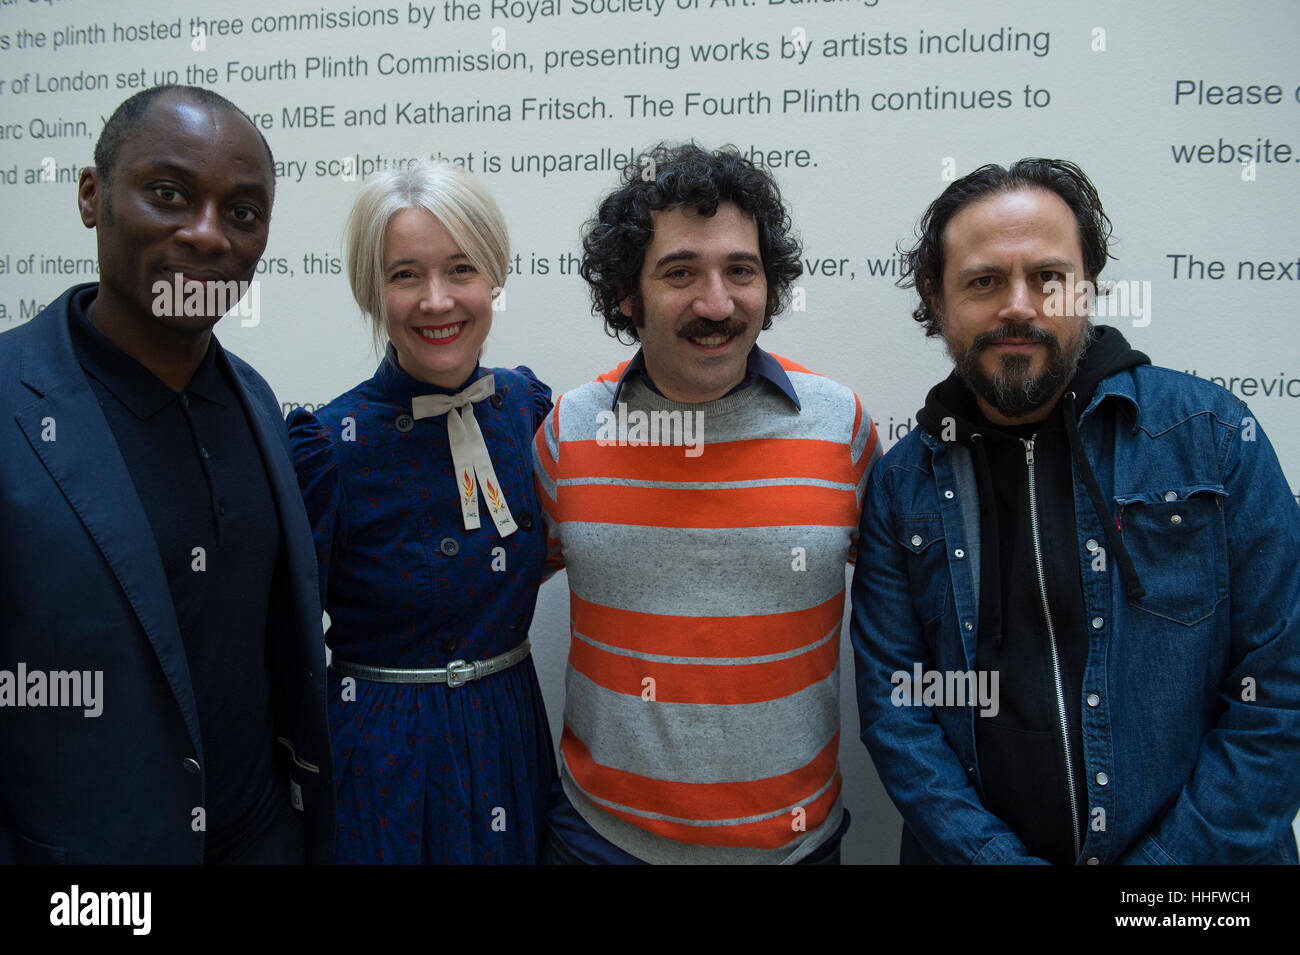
[288,161,554,863]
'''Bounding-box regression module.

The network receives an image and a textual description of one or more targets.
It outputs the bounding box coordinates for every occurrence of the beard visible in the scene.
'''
[946,321,1094,421]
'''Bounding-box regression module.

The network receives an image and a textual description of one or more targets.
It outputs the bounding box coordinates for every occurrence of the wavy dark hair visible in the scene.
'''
[580,142,803,343]
[899,158,1114,337]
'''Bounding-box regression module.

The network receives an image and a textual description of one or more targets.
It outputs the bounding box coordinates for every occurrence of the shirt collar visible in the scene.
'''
[609,344,801,411]
[375,343,488,405]
[69,286,228,419]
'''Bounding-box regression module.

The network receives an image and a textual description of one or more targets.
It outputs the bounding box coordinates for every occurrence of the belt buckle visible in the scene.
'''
[444,660,476,688]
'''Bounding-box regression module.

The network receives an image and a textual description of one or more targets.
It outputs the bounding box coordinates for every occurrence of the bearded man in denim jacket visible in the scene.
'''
[851,158,1300,865]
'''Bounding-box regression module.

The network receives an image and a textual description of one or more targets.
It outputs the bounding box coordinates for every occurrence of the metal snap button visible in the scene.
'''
[954,548,965,559]
[1164,490,1178,502]
[439,537,460,556]
[1091,616,1104,629]
[1170,514,1182,526]
[944,490,954,499]
[1096,772,1109,785]
[910,534,923,547]
[183,757,201,774]
[1085,538,1099,552]
[1087,693,1100,707]
[395,413,414,432]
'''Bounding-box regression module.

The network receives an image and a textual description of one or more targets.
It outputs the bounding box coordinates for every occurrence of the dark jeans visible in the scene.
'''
[541,825,841,865]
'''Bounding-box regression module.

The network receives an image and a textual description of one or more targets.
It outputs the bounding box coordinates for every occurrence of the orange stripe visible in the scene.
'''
[562,727,840,828]
[853,417,878,483]
[594,773,842,849]
[771,353,814,376]
[568,626,839,703]
[532,427,557,489]
[594,362,631,385]
[571,590,845,658]
[558,437,853,484]
[556,482,860,529]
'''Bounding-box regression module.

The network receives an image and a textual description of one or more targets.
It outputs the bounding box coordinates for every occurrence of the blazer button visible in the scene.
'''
[395,413,414,432]
[442,637,458,653]
[183,757,201,774]
[518,512,534,531]
[489,393,505,410]
[440,537,460,556]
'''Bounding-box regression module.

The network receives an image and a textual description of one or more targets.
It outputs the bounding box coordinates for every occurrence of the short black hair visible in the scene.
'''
[899,158,1114,337]
[93,84,275,187]
[580,142,802,343]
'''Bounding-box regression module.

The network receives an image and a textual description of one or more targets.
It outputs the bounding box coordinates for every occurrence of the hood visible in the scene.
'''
[915,325,1149,650]
[917,324,1149,443]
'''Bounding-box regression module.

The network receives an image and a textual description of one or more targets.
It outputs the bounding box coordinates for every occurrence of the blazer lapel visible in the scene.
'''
[225,357,319,594]
[14,300,203,756]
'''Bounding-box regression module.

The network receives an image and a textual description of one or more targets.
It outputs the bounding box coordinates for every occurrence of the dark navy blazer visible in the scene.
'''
[0,284,334,863]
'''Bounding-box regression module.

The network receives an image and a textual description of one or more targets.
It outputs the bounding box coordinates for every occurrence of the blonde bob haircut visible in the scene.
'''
[345,159,510,351]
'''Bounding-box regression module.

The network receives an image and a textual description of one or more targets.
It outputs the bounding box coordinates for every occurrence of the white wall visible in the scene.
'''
[3,0,1297,863]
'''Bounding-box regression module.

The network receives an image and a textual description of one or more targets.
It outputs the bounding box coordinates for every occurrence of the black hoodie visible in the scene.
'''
[915,325,1150,864]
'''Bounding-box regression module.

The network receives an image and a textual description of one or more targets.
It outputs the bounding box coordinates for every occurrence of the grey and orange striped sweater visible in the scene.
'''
[532,353,879,863]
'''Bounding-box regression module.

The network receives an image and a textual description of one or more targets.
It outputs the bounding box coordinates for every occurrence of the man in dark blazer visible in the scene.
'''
[0,85,333,863]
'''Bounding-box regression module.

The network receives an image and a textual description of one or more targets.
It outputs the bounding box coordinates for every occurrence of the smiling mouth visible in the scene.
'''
[165,267,229,285]
[682,324,747,350]
[417,323,465,343]
[689,333,732,347]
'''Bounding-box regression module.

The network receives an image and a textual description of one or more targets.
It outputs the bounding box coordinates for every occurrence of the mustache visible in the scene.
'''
[677,318,747,340]
[972,324,1058,352]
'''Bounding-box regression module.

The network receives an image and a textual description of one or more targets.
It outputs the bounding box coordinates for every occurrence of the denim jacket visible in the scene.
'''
[851,364,1300,864]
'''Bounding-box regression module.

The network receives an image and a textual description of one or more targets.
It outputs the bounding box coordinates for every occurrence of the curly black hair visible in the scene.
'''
[899,158,1114,337]
[580,142,803,343]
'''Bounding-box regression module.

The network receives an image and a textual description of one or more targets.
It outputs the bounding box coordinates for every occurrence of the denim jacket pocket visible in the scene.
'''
[898,515,948,628]
[1114,483,1228,626]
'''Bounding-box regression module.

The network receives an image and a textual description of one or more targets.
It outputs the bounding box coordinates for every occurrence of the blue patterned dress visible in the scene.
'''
[287,350,556,864]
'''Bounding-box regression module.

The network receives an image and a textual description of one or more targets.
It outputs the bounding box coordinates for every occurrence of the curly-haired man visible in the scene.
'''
[532,143,880,864]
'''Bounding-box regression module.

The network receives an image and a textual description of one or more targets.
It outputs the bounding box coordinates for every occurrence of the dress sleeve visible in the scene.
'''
[514,365,554,432]
[286,407,347,611]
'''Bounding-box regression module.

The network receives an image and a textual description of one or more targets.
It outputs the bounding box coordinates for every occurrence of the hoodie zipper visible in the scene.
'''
[1021,435,1083,861]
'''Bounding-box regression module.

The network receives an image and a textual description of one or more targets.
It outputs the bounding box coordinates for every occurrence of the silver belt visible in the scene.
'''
[331,641,531,688]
